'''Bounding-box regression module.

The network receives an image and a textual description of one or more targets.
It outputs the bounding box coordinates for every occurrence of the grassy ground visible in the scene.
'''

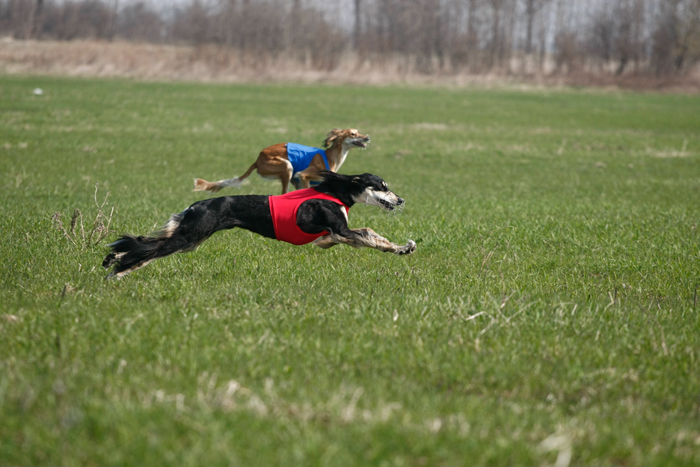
[1,76,699,466]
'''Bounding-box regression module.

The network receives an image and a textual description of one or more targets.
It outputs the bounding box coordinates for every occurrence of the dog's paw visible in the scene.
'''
[398,239,416,255]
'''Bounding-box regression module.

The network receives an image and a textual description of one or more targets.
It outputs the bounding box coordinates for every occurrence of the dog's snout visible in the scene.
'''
[397,197,405,205]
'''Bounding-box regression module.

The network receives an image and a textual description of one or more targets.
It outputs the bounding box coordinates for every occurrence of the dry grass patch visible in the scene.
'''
[4,39,699,91]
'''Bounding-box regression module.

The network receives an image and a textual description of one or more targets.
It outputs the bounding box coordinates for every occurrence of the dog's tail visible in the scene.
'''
[193,162,257,193]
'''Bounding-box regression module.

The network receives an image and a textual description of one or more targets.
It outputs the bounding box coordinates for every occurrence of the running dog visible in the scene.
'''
[193,128,370,195]
[103,172,416,278]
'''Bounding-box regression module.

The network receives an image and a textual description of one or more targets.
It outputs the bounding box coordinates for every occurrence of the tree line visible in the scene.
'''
[1,0,699,76]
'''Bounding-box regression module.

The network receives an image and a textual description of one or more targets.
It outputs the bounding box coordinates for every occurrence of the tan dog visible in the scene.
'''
[193,128,370,195]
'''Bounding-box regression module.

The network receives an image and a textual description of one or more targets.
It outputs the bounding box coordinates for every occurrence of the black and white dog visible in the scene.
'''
[103,172,416,278]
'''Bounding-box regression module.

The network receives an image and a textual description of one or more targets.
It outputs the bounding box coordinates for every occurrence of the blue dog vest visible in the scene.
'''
[286,143,330,175]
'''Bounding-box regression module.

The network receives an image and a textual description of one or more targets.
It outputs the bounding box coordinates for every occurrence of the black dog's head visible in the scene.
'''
[316,172,405,211]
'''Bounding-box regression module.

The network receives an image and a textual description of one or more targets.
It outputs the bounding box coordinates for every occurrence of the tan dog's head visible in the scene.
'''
[323,128,370,150]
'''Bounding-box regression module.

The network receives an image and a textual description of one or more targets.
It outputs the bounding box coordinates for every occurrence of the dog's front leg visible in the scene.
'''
[294,169,314,189]
[329,228,416,255]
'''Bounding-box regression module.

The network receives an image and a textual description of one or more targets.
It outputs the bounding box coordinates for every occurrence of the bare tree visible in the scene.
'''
[118,2,162,43]
[465,0,481,71]
[28,0,43,38]
[170,0,211,46]
[354,0,361,49]
[488,0,502,66]
[106,0,118,41]
[524,0,551,54]
[652,0,700,74]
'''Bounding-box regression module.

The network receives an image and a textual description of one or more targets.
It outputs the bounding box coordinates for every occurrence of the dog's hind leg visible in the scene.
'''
[312,235,339,249]
[103,235,167,278]
[316,228,416,255]
[103,207,215,279]
[256,159,294,194]
[104,231,213,279]
[279,161,294,194]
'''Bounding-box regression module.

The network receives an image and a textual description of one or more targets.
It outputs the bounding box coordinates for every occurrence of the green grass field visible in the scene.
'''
[1,75,700,466]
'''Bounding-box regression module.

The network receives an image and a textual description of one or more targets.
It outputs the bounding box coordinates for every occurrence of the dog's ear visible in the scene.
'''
[323,128,342,148]
[319,170,343,182]
[320,171,355,184]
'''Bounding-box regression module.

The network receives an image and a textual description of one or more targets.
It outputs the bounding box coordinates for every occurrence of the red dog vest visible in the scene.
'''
[269,188,349,245]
